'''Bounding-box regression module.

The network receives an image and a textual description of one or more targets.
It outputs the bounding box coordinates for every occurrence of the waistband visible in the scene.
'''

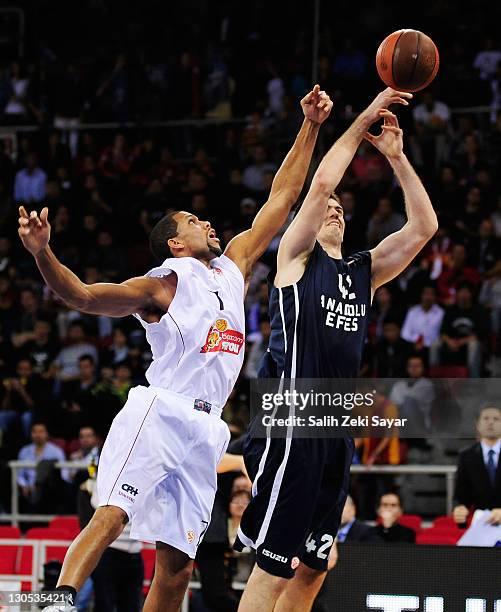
[148,385,223,418]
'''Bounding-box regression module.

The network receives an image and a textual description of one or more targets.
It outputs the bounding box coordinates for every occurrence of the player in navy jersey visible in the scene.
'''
[236,90,438,611]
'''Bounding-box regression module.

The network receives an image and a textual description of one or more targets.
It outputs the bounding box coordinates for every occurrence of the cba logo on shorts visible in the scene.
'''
[200,318,244,355]
[121,483,139,496]
[187,530,195,544]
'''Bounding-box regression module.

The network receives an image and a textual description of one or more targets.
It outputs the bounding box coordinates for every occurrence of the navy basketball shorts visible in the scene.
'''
[233,433,354,579]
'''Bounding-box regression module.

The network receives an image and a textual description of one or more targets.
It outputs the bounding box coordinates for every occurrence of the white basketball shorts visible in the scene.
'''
[96,385,230,558]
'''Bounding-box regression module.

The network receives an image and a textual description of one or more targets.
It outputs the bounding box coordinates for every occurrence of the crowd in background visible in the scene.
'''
[0,0,499,529]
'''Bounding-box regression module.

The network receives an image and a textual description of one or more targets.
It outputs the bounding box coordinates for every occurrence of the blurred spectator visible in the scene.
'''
[490,61,501,122]
[490,195,501,238]
[410,92,451,171]
[401,285,444,351]
[390,355,435,432]
[436,244,481,305]
[17,422,70,504]
[336,495,381,543]
[68,425,99,481]
[242,145,276,193]
[13,153,47,204]
[70,426,98,462]
[17,319,58,375]
[374,320,412,377]
[266,65,285,119]
[369,286,403,342]
[355,389,404,519]
[1,357,50,437]
[368,492,416,543]
[473,218,500,274]
[53,321,98,382]
[195,437,248,612]
[11,288,44,348]
[453,405,501,526]
[473,37,501,81]
[4,62,29,121]
[244,316,270,379]
[58,355,98,438]
[100,327,130,367]
[366,197,405,249]
[228,489,253,582]
[77,445,144,612]
[430,282,488,376]
[479,259,501,334]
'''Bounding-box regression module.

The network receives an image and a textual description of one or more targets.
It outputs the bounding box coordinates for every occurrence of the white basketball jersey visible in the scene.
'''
[134,254,245,408]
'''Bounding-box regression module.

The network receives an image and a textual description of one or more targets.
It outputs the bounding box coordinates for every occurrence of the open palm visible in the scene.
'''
[364,110,403,160]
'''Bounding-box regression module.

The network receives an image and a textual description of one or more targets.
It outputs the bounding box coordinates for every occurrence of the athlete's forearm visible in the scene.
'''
[314,110,373,193]
[389,154,438,237]
[268,118,320,207]
[34,246,91,309]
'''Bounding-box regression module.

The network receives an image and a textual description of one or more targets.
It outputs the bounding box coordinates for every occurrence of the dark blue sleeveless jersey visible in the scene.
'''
[260,243,372,379]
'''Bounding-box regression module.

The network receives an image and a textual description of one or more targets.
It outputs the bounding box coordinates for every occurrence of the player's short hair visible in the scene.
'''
[330,191,341,204]
[150,211,180,261]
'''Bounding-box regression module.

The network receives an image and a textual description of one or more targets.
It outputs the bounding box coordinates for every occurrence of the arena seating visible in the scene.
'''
[49,516,81,539]
[398,514,423,533]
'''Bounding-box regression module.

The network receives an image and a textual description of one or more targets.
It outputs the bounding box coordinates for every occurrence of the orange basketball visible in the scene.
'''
[376,29,439,92]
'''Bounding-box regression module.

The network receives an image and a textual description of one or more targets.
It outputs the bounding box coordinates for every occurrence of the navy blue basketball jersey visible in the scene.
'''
[261,242,372,378]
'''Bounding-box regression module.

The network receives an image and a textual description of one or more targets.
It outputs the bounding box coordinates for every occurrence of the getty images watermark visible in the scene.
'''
[249,378,501,439]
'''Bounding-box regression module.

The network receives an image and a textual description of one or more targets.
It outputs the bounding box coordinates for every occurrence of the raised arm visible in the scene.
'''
[277,88,412,270]
[365,111,438,290]
[18,206,173,317]
[224,85,333,280]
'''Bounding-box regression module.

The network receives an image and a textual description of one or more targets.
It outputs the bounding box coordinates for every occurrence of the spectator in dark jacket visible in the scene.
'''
[368,492,416,543]
[453,405,501,526]
[430,282,488,376]
[336,496,382,543]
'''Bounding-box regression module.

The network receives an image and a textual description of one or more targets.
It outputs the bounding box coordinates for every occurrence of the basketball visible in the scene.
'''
[376,29,439,92]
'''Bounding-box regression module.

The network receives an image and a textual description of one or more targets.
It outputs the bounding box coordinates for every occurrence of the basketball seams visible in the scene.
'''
[405,30,421,91]
[377,28,439,92]
[390,30,404,90]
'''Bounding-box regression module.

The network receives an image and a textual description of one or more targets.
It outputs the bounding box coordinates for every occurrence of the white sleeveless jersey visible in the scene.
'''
[134,254,245,408]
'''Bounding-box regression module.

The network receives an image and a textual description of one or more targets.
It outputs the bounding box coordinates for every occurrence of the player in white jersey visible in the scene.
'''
[18,85,333,612]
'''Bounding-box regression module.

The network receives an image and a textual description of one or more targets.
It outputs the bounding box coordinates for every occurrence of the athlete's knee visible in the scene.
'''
[154,542,194,591]
[295,563,327,586]
[87,505,127,543]
[252,563,289,595]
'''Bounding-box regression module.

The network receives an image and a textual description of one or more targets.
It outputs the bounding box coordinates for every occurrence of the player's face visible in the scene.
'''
[318,198,344,246]
[171,211,222,259]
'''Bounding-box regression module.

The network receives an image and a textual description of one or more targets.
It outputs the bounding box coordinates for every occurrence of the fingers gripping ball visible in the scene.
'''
[376,29,439,92]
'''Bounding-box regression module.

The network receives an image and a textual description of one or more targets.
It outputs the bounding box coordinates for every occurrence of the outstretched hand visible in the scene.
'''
[18,206,51,255]
[364,110,404,160]
[301,84,333,125]
[364,87,412,125]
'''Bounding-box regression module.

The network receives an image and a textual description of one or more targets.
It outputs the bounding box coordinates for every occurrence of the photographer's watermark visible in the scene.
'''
[249,378,501,439]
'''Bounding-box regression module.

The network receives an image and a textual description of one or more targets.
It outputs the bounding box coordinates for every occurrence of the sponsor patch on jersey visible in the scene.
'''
[200,319,244,355]
[194,399,212,414]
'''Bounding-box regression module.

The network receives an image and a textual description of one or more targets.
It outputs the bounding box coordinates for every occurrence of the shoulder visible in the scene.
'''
[18,444,31,457]
[214,254,245,284]
[48,442,65,456]
[458,442,480,459]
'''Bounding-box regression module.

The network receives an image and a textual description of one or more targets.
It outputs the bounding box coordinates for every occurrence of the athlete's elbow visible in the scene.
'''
[313,172,332,196]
